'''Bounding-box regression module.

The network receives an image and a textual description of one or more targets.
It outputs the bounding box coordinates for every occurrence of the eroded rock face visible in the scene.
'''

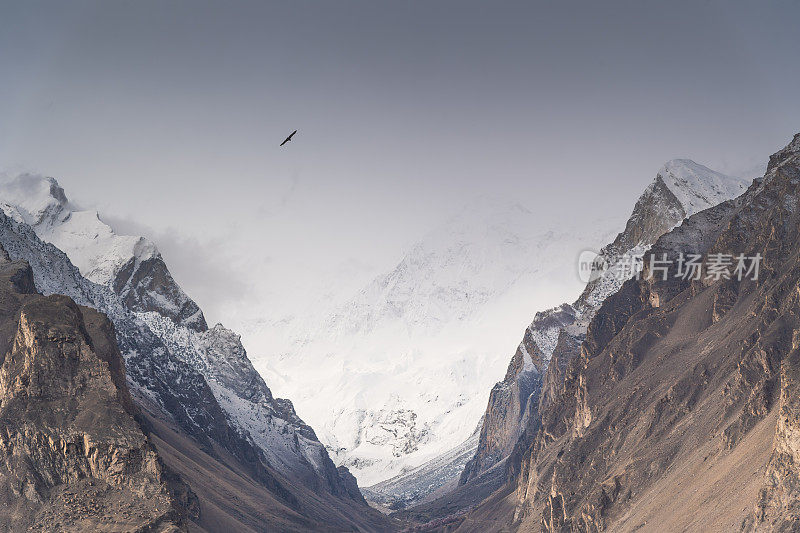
[114,254,207,332]
[0,257,194,532]
[746,330,800,532]
[460,323,547,485]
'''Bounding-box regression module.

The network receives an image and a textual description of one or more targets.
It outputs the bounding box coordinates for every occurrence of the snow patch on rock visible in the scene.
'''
[659,159,748,217]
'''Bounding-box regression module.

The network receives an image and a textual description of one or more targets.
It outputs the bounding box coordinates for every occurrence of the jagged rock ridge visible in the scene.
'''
[456,134,800,532]
[459,159,748,491]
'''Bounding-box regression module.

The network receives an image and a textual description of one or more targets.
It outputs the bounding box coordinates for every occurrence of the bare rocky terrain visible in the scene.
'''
[2,133,800,531]
[448,134,800,532]
[462,159,749,493]
[396,160,749,524]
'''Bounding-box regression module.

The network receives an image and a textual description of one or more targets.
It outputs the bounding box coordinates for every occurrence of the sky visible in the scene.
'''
[2,1,800,334]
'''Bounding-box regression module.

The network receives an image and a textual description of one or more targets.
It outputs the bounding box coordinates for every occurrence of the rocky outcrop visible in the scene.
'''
[460,322,548,485]
[113,254,207,331]
[0,255,195,531]
[746,329,800,531]
[742,134,800,533]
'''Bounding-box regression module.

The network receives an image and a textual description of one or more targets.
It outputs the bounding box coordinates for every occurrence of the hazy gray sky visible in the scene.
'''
[2,1,800,327]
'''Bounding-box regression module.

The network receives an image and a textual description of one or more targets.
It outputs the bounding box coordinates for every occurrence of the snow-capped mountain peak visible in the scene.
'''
[0,173,158,286]
[658,159,748,217]
[0,173,204,331]
[0,173,69,226]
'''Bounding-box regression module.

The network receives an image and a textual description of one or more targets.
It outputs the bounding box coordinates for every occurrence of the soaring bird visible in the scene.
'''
[280,130,297,146]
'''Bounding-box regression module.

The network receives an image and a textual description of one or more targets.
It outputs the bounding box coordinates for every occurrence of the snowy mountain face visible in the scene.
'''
[459,160,749,488]
[251,198,623,487]
[657,159,748,217]
[0,173,206,331]
[577,159,748,313]
[0,174,363,504]
[331,203,545,334]
[362,426,482,511]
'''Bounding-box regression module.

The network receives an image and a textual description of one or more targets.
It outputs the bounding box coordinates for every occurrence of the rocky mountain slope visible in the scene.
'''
[0,251,194,531]
[254,198,622,487]
[455,134,800,532]
[0,175,391,531]
[459,160,748,492]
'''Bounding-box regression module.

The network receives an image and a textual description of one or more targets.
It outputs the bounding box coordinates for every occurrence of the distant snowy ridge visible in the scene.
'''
[253,196,624,487]
[0,173,156,286]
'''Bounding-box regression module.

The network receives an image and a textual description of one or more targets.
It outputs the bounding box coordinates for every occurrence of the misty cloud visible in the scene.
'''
[98,213,254,325]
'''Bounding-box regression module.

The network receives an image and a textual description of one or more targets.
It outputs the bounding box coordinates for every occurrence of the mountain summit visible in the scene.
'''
[658,159,750,217]
[0,173,206,331]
